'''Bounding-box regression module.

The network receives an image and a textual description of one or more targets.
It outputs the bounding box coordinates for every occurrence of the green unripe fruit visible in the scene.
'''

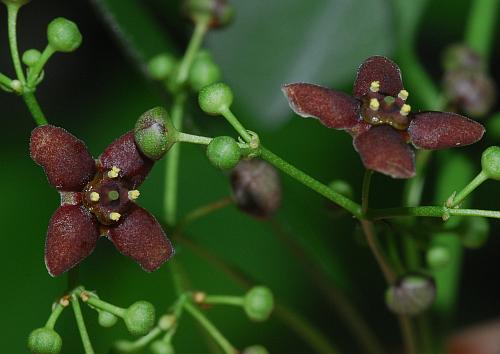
[481,146,500,180]
[328,179,354,199]
[207,136,241,170]
[135,107,174,160]
[2,0,31,6]
[244,286,274,322]
[148,53,177,81]
[188,51,221,92]
[47,17,82,53]
[461,216,489,249]
[426,246,451,269]
[124,301,156,336]
[22,49,41,67]
[27,327,62,354]
[385,274,436,316]
[242,345,269,354]
[198,82,233,115]
[98,310,118,328]
[150,340,175,354]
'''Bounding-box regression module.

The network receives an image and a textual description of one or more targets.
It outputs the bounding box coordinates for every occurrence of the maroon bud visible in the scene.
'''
[230,160,281,218]
[442,44,483,72]
[184,0,234,28]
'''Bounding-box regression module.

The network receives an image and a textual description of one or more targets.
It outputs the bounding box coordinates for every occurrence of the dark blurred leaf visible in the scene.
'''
[205,0,394,129]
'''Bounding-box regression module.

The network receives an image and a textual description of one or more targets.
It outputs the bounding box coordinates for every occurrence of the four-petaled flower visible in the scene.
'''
[282,56,485,178]
[30,125,174,277]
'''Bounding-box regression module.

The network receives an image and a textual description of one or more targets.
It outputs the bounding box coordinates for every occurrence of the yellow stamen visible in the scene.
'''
[369,98,380,111]
[400,104,411,116]
[398,89,409,101]
[109,212,121,221]
[128,190,140,200]
[370,81,380,93]
[107,166,121,178]
[89,192,100,202]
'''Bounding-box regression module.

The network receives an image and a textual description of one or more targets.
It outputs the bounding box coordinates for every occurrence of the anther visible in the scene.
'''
[128,190,140,200]
[370,81,380,93]
[109,212,121,221]
[369,98,380,111]
[400,104,411,116]
[89,192,100,202]
[107,166,121,178]
[398,90,409,101]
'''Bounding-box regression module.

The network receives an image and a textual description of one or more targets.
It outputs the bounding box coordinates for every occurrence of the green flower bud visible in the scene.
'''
[1,0,31,7]
[124,301,156,336]
[244,286,274,322]
[207,136,241,170]
[328,179,354,199]
[148,53,177,81]
[188,51,221,92]
[98,310,118,328]
[22,49,41,67]
[385,274,436,316]
[184,0,234,28]
[198,82,233,115]
[27,327,62,354]
[242,345,269,354]
[150,340,175,354]
[426,245,451,269]
[134,107,175,160]
[481,146,500,180]
[47,17,82,53]
[461,216,489,249]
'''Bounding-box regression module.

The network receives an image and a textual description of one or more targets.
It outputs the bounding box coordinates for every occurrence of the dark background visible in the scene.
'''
[0,0,499,353]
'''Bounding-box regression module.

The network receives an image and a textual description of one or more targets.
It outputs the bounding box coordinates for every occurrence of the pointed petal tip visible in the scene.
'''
[354,56,403,98]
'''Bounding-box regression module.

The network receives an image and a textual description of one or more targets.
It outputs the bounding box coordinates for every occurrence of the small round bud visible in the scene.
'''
[134,107,174,160]
[461,216,489,249]
[124,301,156,336]
[47,17,82,53]
[328,179,354,199]
[244,286,274,322]
[1,0,31,6]
[426,245,451,269]
[207,136,241,170]
[188,51,221,92]
[242,345,269,354]
[98,310,118,328]
[148,53,177,81]
[230,160,281,218]
[184,0,234,28]
[198,82,233,115]
[27,327,62,354]
[150,340,175,354]
[481,146,500,180]
[442,44,483,72]
[385,274,436,316]
[22,49,42,67]
[158,314,176,331]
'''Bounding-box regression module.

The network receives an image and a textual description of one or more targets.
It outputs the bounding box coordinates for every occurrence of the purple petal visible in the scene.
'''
[99,131,154,188]
[408,111,485,150]
[45,205,100,277]
[30,125,96,192]
[353,56,404,98]
[282,83,360,129]
[107,205,173,272]
[353,126,415,178]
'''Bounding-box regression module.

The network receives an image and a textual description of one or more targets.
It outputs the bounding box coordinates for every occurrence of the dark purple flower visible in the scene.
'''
[30,125,174,276]
[282,56,485,178]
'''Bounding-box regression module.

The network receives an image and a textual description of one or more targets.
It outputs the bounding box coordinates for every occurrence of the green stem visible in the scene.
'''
[6,3,26,83]
[369,206,500,219]
[45,303,65,329]
[70,295,95,354]
[399,316,417,354]
[0,72,13,88]
[175,18,209,86]
[220,108,253,143]
[164,93,187,225]
[184,302,238,354]
[176,197,233,233]
[177,132,213,145]
[204,295,244,306]
[83,295,126,318]
[260,147,362,218]
[22,91,48,125]
[27,45,56,88]
[113,327,163,352]
[465,0,499,60]
[361,170,373,214]
[450,171,488,207]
